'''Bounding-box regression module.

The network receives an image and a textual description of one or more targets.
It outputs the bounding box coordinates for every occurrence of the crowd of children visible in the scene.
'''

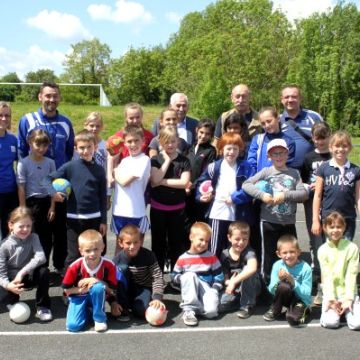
[1,85,360,333]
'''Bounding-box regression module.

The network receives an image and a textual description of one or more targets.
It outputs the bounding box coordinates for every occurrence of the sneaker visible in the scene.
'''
[94,321,108,332]
[287,302,310,326]
[53,268,64,276]
[182,310,198,326]
[116,308,130,322]
[313,286,323,307]
[36,307,53,322]
[237,306,253,319]
[263,306,276,321]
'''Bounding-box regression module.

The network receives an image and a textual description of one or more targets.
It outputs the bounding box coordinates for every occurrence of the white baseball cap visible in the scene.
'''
[267,138,289,154]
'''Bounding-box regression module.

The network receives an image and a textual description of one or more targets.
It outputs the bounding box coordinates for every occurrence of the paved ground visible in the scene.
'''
[0,206,359,360]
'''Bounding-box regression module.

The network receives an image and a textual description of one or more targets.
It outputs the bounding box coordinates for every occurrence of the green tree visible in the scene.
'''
[162,0,293,118]
[62,38,111,104]
[108,46,166,105]
[287,3,360,133]
[16,69,57,102]
[0,72,22,102]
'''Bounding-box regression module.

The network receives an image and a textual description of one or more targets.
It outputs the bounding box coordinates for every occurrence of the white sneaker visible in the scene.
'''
[182,311,198,326]
[36,307,53,322]
[313,285,323,307]
[94,321,108,332]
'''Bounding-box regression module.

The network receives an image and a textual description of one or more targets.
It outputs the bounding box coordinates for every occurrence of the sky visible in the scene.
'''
[0,0,359,80]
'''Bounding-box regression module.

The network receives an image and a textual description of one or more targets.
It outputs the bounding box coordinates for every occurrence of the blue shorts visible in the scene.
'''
[111,215,150,235]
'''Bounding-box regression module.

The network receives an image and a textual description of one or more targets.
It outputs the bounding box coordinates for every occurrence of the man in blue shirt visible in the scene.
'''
[280,85,323,169]
[18,82,75,273]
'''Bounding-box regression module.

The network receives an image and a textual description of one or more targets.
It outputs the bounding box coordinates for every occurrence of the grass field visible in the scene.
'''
[8,102,360,165]
[9,103,164,140]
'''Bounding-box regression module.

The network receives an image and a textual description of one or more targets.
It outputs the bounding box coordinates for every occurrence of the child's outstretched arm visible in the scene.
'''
[312,176,324,236]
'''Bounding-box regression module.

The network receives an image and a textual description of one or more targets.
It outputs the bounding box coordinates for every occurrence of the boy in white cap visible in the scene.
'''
[242,139,308,284]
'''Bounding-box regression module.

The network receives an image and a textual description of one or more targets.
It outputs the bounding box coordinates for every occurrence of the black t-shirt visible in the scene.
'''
[220,246,257,279]
[301,150,331,184]
[150,153,191,205]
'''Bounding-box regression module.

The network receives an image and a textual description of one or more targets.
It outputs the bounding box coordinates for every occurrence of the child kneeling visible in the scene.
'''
[263,235,312,326]
[318,212,360,330]
[219,221,261,319]
[111,225,165,321]
[171,222,224,326]
[62,230,117,332]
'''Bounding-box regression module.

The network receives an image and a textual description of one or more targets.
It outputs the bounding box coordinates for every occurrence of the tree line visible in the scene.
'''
[1,0,359,133]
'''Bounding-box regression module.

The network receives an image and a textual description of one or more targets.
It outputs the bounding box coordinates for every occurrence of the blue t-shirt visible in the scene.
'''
[280,108,323,169]
[0,131,18,193]
[318,159,360,219]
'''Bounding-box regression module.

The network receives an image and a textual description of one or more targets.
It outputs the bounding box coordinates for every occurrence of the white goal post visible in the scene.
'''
[0,82,111,107]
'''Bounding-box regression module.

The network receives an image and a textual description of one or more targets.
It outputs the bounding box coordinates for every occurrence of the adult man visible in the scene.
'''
[213,84,261,147]
[18,82,75,273]
[279,84,323,169]
[151,93,198,146]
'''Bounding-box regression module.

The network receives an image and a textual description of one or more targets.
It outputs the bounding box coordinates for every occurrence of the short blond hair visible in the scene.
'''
[78,229,103,248]
[117,224,141,244]
[84,111,103,126]
[190,222,212,239]
[277,234,299,251]
[227,221,250,236]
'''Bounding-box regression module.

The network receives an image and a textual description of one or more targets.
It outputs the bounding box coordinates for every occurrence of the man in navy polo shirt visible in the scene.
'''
[280,84,323,169]
[18,82,75,274]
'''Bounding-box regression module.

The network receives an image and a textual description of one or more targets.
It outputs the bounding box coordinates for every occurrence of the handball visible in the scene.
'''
[9,302,31,324]
[106,134,124,156]
[145,305,168,326]
[52,178,71,197]
[255,180,273,195]
[199,180,213,195]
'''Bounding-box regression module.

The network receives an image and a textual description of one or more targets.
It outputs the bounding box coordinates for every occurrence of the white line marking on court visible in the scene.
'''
[0,323,322,336]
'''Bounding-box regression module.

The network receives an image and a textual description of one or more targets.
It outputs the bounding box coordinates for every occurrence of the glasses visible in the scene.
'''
[0,114,11,119]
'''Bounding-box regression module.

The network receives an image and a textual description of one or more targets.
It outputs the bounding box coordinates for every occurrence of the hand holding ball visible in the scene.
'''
[52,178,71,198]
[145,305,168,326]
[199,180,213,194]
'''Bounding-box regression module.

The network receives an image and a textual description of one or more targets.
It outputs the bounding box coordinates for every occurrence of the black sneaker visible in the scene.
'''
[237,306,253,319]
[263,306,276,321]
[287,302,310,326]
[117,308,131,322]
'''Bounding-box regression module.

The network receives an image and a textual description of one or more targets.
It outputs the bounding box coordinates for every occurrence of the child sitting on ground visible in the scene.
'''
[111,225,165,321]
[62,229,117,332]
[219,221,261,319]
[318,211,360,330]
[0,207,52,322]
[171,222,224,326]
[263,235,312,326]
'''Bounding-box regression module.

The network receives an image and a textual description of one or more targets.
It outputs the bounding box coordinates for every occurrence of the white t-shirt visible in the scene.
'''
[209,160,236,221]
[112,153,150,218]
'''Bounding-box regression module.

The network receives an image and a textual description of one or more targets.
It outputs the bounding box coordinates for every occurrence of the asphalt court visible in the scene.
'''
[0,206,359,360]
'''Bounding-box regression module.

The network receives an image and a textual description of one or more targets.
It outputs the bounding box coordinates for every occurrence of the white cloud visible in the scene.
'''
[0,46,66,80]
[88,0,153,23]
[165,11,182,24]
[273,0,333,21]
[26,10,92,40]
